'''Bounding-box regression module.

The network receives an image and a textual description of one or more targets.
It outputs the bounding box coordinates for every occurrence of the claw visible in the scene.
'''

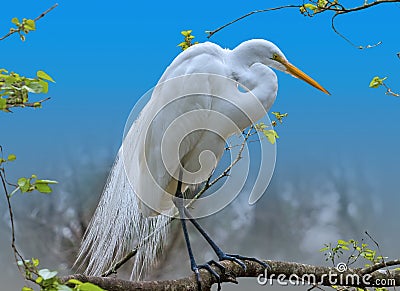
[207,259,226,273]
[225,253,270,269]
[198,263,221,291]
[219,254,247,271]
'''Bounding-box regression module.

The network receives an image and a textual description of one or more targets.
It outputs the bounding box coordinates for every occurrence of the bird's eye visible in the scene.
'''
[272,53,279,60]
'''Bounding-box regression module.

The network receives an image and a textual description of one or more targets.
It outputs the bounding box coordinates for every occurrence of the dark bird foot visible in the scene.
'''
[218,253,270,271]
[196,260,223,291]
[194,259,239,291]
[192,255,269,290]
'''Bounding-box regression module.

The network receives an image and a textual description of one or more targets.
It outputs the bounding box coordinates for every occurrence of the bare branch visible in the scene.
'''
[207,0,400,48]
[0,3,58,41]
[206,5,301,38]
[0,148,37,283]
[382,82,400,97]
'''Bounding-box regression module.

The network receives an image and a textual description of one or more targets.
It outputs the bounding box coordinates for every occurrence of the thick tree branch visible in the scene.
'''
[65,259,400,291]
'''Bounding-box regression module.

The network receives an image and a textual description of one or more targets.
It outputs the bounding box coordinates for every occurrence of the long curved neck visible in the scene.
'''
[230,41,273,69]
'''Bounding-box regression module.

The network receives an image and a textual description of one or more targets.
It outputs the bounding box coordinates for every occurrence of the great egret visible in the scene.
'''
[76,39,329,289]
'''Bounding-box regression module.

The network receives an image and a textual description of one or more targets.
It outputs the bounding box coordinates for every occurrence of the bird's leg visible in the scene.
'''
[183,207,269,272]
[173,179,222,290]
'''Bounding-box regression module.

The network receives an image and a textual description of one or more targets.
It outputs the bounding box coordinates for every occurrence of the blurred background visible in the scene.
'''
[1,0,399,290]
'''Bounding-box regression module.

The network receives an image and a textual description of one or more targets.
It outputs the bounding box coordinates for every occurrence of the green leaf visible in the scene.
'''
[38,79,49,94]
[304,3,318,10]
[24,19,36,31]
[369,76,387,88]
[22,287,34,291]
[57,285,73,291]
[67,279,83,286]
[32,257,39,267]
[18,177,29,192]
[37,70,55,83]
[35,183,52,193]
[181,30,192,36]
[301,3,319,13]
[11,17,20,25]
[7,154,16,161]
[25,82,44,93]
[263,129,279,144]
[337,239,349,245]
[36,179,58,184]
[319,246,330,252]
[78,282,106,291]
[0,98,7,110]
[38,269,58,280]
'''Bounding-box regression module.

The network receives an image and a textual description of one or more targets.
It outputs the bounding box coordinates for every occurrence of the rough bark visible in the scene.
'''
[62,259,400,291]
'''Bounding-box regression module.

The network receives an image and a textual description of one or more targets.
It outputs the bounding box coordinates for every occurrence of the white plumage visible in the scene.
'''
[76,39,329,279]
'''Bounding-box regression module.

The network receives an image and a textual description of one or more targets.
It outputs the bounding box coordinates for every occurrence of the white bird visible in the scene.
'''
[76,39,329,289]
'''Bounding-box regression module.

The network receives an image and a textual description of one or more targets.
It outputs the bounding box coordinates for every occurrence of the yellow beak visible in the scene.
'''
[277,56,330,95]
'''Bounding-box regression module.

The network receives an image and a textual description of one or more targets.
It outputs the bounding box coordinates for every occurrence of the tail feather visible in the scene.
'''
[75,148,170,279]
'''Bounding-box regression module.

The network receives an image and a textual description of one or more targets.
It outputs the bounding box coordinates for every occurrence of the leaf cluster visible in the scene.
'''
[320,239,386,267]
[0,69,55,112]
[19,259,105,291]
[177,30,199,51]
[299,0,340,16]
[255,111,288,144]
[10,17,36,41]
[0,152,58,197]
[255,122,279,144]
[369,76,388,89]
[13,175,58,196]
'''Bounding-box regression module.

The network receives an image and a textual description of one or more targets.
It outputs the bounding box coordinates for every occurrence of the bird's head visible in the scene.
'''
[235,39,330,95]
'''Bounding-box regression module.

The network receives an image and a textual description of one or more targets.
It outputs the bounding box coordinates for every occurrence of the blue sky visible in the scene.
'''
[0,0,399,202]
[1,0,399,183]
[1,0,399,200]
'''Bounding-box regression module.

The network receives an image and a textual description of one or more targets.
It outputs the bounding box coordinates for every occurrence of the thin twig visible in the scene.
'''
[382,82,400,97]
[206,5,301,38]
[5,97,51,111]
[360,259,400,275]
[331,13,382,49]
[207,0,400,48]
[0,3,58,41]
[0,158,36,284]
[189,126,254,203]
